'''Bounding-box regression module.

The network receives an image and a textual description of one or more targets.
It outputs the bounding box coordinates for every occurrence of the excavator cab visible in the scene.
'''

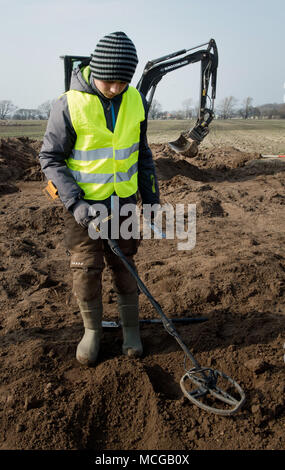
[60,39,218,158]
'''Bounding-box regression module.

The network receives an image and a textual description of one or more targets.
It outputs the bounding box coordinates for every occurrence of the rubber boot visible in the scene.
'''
[118,291,143,357]
[76,297,103,366]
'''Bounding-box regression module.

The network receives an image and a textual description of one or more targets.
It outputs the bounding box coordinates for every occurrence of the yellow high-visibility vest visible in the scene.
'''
[65,86,145,200]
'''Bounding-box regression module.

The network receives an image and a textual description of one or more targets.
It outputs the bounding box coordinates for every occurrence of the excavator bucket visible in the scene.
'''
[168,133,199,158]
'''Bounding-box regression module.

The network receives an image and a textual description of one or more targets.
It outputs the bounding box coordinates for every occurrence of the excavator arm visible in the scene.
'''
[136,39,218,156]
[60,38,218,157]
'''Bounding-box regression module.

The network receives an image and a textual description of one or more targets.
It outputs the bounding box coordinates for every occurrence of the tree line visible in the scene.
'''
[0,99,56,120]
[148,97,285,120]
[1,96,285,121]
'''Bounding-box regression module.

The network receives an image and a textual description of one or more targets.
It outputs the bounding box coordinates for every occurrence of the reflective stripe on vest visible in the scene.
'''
[65,86,145,200]
[71,142,139,162]
[68,161,138,184]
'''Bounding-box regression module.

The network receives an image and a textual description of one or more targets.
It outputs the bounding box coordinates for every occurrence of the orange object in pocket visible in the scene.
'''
[43,180,58,200]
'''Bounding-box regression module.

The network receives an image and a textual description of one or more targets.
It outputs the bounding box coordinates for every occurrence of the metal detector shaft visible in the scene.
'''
[107,238,204,373]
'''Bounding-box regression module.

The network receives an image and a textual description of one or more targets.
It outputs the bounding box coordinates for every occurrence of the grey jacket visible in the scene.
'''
[39,66,160,212]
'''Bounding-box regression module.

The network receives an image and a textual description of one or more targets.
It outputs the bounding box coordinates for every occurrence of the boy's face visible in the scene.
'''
[94,79,128,99]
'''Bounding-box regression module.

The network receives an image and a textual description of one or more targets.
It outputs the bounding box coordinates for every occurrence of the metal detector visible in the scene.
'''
[88,219,246,416]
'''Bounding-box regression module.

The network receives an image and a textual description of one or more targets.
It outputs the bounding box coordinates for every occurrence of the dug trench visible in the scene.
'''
[0,137,284,450]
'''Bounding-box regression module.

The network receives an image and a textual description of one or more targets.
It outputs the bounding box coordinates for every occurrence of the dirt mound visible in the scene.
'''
[152,144,285,184]
[0,137,43,192]
[0,139,284,451]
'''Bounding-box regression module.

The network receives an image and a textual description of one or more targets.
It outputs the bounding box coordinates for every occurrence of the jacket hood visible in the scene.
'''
[69,65,129,103]
[69,65,94,94]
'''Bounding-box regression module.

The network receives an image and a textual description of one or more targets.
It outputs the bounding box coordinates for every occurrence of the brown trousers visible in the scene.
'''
[64,211,139,302]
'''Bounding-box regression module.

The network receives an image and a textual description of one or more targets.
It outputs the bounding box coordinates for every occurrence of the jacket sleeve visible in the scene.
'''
[39,94,84,210]
[137,94,160,205]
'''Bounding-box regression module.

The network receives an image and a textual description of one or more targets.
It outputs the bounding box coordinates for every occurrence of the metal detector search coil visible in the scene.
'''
[180,367,246,416]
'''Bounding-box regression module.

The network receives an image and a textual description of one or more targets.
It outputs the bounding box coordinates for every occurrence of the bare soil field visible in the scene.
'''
[0,121,284,453]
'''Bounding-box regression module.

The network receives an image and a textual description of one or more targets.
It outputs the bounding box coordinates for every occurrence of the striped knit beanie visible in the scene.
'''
[90,31,138,83]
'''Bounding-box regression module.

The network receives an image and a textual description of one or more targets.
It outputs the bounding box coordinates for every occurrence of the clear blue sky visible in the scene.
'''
[1,0,285,111]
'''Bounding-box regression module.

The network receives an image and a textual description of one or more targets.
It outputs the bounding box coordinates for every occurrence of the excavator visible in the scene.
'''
[60,38,218,158]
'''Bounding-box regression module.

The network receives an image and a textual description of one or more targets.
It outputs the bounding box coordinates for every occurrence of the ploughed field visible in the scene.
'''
[0,119,284,450]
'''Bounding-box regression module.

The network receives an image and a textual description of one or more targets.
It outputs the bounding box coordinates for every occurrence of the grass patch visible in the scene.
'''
[0,120,47,139]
